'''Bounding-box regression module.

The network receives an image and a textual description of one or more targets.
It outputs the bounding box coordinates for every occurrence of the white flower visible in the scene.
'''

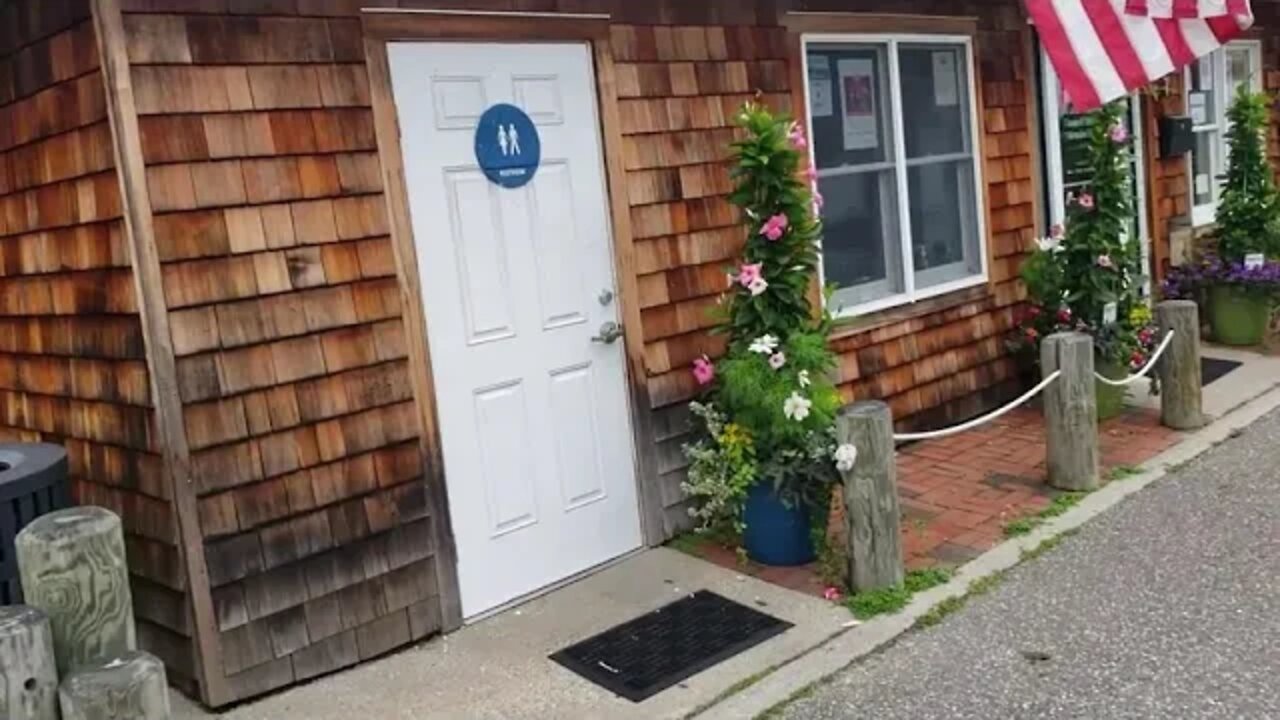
[834,444,858,472]
[769,352,786,370]
[783,392,812,422]
[749,335,780,355]
[798,370,811,388]
[747,277,769,296]
[1035,236,1064,254]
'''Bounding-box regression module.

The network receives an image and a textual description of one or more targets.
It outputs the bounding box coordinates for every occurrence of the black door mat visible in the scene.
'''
[550,590,792,702]
[1202,357,1243,386]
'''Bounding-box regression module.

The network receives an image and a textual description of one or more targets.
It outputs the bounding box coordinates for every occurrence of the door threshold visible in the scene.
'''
[464,547,648,626]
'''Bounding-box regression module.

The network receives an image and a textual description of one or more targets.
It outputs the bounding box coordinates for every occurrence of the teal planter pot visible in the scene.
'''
[742,483,815,566]
[1209,284,1270,346]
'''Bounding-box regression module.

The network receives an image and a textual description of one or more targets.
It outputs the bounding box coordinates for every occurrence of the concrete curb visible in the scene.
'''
[692,384,1280,720]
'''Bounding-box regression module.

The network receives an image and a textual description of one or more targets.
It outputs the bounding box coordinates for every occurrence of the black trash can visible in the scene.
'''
[0,443,70,604]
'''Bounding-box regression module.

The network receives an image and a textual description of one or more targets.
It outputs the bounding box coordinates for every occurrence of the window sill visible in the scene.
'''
[829,283,992,342]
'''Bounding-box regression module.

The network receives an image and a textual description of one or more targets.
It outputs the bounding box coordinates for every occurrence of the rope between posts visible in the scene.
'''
[1094,330,1175,387]
[893,370,1063,443]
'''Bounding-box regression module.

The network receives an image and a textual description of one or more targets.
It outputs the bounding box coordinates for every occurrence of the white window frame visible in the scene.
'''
[1186,40,1264,227]
[800,34,989,319]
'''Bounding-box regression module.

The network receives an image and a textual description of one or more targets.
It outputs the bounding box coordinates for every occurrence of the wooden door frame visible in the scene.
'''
[362,9,665,631]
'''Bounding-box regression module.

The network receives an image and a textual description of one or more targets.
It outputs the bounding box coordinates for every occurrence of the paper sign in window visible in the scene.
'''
[808,56,834,118]
[838,58,878,151]
[932,51,959,107]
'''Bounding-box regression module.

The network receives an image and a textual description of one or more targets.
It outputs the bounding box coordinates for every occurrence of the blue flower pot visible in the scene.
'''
[742,483,816,566]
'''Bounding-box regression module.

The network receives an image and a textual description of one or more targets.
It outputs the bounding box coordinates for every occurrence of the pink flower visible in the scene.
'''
[804,166,819,183]
[1096,254,1114,269]
[1109,123,1129,144]
[823,586,843,602]
[738,262,763,288]
[1077,192,1095,210]
[1130,351,1146,370]
[1057,307,1073,325]
[768,352,786,370]
[692,355,715,386]
[812,190,825,214]
[1138,328,1155,344]
[760,213,789,241]
[1050,223,1065,239]
[788,122,808,149]
[747,277,769,296]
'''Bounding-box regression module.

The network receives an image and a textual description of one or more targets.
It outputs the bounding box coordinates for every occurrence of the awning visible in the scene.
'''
[1025,0,1254,111]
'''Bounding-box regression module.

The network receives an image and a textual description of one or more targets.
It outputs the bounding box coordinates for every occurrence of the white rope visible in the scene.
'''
[1094,330,1175,387]
[893,370,1063,443]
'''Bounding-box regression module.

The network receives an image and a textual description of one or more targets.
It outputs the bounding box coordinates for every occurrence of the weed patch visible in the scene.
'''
[844,568,952,619]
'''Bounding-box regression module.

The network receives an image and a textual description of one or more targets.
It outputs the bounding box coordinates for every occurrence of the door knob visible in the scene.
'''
[591,321,624,344]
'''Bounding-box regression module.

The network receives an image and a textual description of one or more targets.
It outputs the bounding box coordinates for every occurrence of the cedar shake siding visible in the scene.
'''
[0,0,195,691]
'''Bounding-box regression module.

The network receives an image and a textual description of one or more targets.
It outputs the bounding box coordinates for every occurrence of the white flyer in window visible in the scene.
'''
[932,51,959,107]
[1102,302,1118,326]
[1189,92,1208,125]
[808,56,834,118]
[837,58,878,151]
[1195,173,1211,196]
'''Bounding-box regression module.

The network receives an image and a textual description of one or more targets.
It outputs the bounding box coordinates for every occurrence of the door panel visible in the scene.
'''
[389,41,643,619]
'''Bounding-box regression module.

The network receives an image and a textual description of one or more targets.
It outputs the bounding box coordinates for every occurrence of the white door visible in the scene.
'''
[389,42,643,618]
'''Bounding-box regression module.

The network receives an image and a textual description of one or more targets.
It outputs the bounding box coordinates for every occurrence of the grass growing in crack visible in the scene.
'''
[914,570,1006,629]
[1107,464,1143,481]
[1002,491,1087,536]
[844,568,952,619]
[1019,528,1078,561]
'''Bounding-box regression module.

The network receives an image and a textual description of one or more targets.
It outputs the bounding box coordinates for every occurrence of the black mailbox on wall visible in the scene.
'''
[1159,115,1196,159]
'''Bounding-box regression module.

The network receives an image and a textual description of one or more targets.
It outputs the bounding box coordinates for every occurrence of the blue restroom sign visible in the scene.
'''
[475,103,541,189]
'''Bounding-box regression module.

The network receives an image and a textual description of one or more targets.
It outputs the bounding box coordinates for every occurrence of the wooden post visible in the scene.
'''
[15,507,136,675]
[58,651,169,720]
[1041,332,1100,491]
[837,401,904,593]
[0,606,59,720]
[1158,300,1205,430]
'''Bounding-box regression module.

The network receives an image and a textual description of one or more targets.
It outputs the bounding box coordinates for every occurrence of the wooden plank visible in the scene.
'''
[593,38,667,546]
[91,0,230,705]
[364,36,461,632]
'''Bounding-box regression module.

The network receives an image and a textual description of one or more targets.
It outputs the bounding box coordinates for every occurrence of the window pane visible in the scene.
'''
[806,44,894,169]
[819,170,905,308]
[898,44,971,158]
[1191,130,1217,207]
[1188,56,1215,127]
[908,158,981,289]
[1227,48,1252,94]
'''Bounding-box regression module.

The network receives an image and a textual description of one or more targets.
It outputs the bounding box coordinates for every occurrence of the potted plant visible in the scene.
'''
[1204,85,1280,345]
[681,103,852,566]
[1012,102,1156,420]
[1163,254,1280,341]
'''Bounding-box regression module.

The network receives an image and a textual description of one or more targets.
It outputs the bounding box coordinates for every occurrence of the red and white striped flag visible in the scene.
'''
[1025,0,1254,111]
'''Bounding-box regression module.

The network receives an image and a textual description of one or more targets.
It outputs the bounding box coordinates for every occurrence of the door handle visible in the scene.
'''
[591,321,624,344]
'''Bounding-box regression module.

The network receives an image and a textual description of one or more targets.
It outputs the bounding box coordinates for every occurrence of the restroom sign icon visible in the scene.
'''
[475,103,541,189]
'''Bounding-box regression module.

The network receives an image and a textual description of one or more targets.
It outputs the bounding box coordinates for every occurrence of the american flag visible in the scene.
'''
[1025,0,1255,111]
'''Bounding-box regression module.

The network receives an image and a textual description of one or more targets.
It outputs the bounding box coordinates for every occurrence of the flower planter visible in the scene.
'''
[1209,284,1271,346]
[742,482,815,566]
[1095,358,1128,422]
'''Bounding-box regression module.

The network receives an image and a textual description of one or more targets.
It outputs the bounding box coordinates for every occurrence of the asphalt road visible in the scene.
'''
[777,409,1280,720]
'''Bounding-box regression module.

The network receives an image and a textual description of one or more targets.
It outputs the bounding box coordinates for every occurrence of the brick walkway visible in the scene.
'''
[678,406,1181,598]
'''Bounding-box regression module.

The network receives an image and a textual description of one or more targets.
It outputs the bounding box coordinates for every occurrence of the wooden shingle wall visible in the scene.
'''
[644,0,1037,530]
[0,0,195,689]
[117,1,441,702]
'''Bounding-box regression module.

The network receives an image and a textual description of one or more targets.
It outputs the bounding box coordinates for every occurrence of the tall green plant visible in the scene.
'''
[720,104,826,345]
[682,103,853,533]
[1016,101,1154,367]
[1217,84,1280,261]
